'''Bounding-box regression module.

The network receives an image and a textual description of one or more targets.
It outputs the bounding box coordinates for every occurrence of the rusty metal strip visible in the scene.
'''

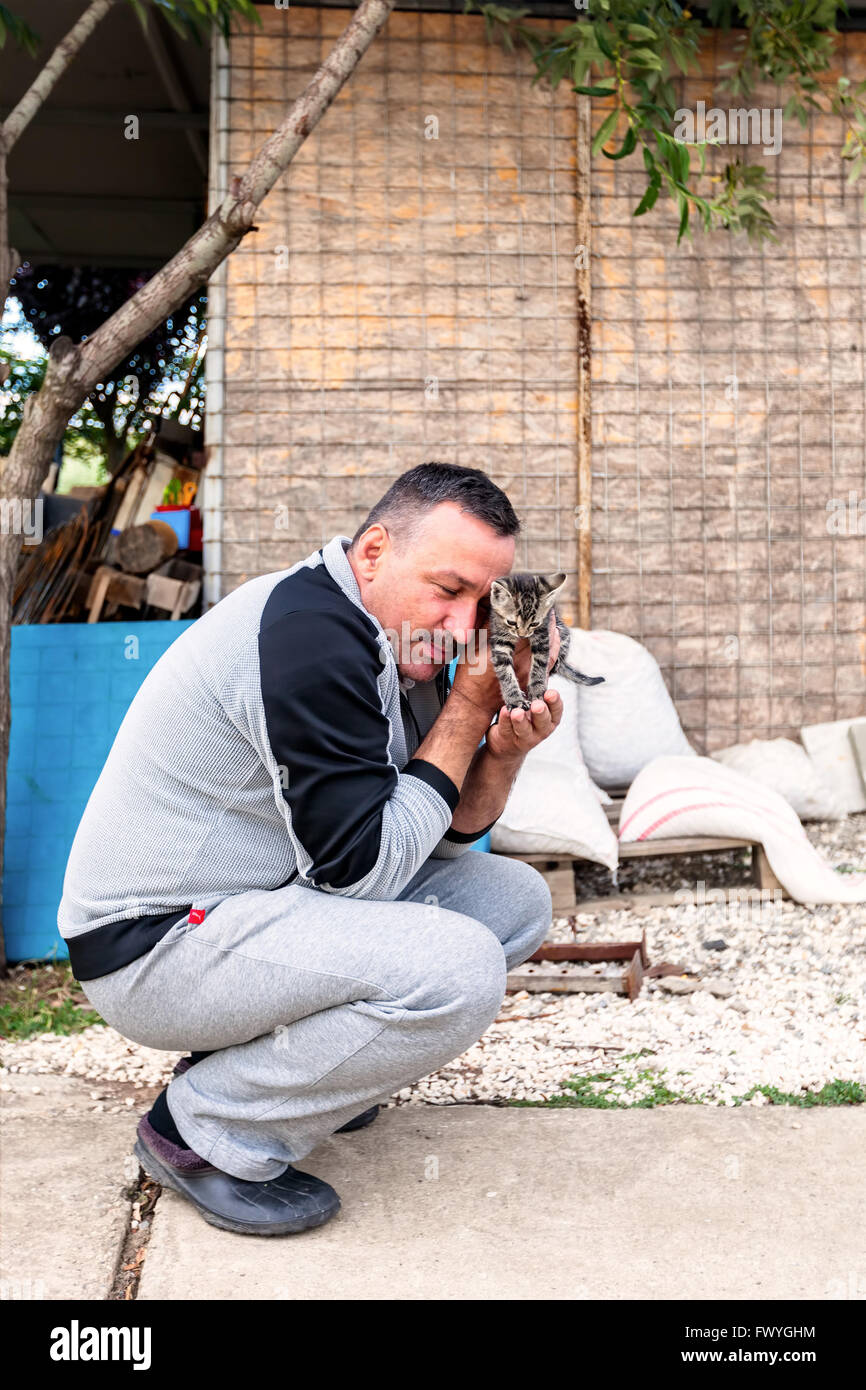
[529,928,649,968]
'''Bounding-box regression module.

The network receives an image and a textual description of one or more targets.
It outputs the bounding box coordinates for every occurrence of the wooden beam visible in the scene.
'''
[752,846,785,894]
[0,107,209,129]
[141,10,208,175]
[500,836,756,864]
[575,92,592,630]
[10,194,203,216]
[506,971,624,995]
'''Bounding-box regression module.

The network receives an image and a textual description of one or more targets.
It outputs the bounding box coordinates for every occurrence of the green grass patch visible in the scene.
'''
[511,1053,865,1110]
[509,1052,710,1109]
[0,962,104,1041]
[730,1081,865,1107]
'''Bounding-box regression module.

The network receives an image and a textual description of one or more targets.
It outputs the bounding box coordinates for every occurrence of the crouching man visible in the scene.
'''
[58,462,563,1236]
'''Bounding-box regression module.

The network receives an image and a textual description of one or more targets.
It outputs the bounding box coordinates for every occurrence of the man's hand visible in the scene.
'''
[485,685,563,761]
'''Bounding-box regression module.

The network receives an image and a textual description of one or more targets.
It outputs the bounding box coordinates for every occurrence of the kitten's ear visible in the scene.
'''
[489,578,517,617]
[538,572,567,617]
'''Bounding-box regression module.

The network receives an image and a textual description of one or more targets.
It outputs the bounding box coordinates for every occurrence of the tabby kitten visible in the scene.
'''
[488,572,604,712]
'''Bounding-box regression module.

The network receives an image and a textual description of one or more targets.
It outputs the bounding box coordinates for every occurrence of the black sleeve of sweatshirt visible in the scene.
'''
[258,604,458,890]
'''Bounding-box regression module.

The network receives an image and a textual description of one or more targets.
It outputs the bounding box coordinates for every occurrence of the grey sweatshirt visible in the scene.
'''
[57,534,495,981]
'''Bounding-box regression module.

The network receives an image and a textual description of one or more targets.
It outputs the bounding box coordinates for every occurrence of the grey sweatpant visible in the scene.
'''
[79,853,552,1181]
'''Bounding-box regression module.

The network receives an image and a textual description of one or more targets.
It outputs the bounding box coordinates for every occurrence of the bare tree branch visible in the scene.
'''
[2,0,118,149]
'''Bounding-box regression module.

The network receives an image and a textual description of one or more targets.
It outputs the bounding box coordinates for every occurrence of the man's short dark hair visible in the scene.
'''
[349,462,520,550]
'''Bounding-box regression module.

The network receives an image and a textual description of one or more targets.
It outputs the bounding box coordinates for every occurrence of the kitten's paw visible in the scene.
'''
[506,697,532,712]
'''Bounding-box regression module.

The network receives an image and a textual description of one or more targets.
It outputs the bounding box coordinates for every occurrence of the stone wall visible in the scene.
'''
[207,7,866,749]
[207,5,584,614]
[590,28,866,749]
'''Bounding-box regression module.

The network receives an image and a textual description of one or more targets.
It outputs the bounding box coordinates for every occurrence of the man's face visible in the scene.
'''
[347,501,516,682]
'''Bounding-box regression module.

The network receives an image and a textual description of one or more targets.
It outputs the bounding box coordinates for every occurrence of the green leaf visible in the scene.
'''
[677,193,690,242]
[602,125,637,160]
[593,22,615,61]
[633,172,661,215]
[669,36,693,74]
[637,100,675,122]
[626,23,656,42]
[158,6,192,39]
[591,107,619,155]
[627,48,663,70]
[0,1,39,55]
[573,83,617,97]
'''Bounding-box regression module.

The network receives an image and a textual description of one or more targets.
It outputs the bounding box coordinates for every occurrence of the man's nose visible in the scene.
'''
[444,598,478,645]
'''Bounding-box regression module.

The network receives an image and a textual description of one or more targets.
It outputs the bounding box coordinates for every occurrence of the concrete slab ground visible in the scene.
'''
[2,1076,863,1302]
[0,1073,134,1300]
[136,1103,866,1301]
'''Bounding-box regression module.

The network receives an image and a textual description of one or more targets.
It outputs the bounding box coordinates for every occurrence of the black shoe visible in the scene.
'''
[134,1113,340,1236]
[335,1104,380,1133]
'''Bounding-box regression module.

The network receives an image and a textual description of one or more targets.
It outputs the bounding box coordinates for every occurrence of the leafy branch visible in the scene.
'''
[711,0,866,191]
[465,0,866,245]
[129,0,260,43]
[0,3,37,55]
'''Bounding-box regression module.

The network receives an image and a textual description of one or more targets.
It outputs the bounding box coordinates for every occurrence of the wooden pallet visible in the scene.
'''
[493,796,786,915]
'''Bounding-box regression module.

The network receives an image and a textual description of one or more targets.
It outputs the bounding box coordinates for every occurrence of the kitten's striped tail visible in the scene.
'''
[552,658,604,687]
[553,616,604,686]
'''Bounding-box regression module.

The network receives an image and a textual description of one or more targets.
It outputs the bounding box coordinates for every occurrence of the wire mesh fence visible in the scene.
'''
[207,8,866,748]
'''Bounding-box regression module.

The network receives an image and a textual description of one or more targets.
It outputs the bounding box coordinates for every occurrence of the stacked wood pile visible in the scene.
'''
[12,436,203,625]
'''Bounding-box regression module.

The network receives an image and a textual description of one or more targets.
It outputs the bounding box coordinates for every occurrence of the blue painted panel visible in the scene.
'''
[4,621,196,965]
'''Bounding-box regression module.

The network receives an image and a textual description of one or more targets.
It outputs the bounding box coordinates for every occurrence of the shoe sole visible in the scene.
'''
[133,1136,339,1237]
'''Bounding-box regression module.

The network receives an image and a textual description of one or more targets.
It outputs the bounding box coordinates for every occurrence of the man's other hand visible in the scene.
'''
[486,685,563,762]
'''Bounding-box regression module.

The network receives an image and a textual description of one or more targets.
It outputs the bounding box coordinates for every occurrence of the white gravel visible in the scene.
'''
[2,814,864,1112]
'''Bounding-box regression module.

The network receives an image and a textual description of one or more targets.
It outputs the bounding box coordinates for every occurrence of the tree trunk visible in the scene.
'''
[0,133,13,387]
[0,0,396,973]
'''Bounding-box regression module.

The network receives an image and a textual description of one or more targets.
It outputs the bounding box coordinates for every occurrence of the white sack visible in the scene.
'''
[618,755,866,905]
[566,629,696,788]
[712,738,848,821]
[490,674,618,872]
[801,718,866,815]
